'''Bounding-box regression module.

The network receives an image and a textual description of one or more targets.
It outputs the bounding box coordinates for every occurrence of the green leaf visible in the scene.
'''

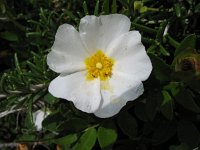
[102,0,109,14]
[73,128,97,150]
[83,1,89,15]
[27,97,33,126]
[94,0,99,16]
[164,82,180,97]
[111,0,117,13]
[174,3,181,17]
[24,95,34,129]
[44,93,58,104]
[58,118,89,133]
[152,119,177,145]
[160,101,173,120]
[54,134,77,146]
[195,3,200,13]
[64,10,79,23]
[175,88,200,113]
[158,44,170,56]
[97,122,117,149]
[14,53,22,74]
[146,91,160,120]
[0,2,6,14]
[132,23,157,35]
[171,71,195,83]
[17,134,36,141]
[156,21,168,42]
[134,102,148,122]
[0,31,19,41]
[160,90,173,120]
[177,120,200,148]
[169,143,191,150]
[117,112,137,138]
[175,34,196,56]
[43,112,64,132]
[149,54,171,82]
[188,78,200,92]
[161,90,172,106]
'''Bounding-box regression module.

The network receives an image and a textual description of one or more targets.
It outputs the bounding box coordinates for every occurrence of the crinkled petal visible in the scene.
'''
[94,71,144,118]
[107,31,152,81]
[79,14,131,54]
[48,24,89,73]
[48,71,101,113]
[47,51,85,74]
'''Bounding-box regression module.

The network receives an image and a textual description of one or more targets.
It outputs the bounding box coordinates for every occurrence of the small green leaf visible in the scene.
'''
[0,2,6,14]
[177,120,200,148]
[175,89,200,113]
[94,0,99,16]
[160,101,173,120]
[132,23,157,35]
[195,3,200,13]
[117,112,137,138]
[111,0,117,13]
[43,112,64,132]
[160,90,173,120]
[164,82,180,97]
[17,134,36,141]
[174,3,181,17]
[97,122,117,149]
[44,93,58,104]
[169,143,191,150]
[0,31,19,41]
[152,119,177,145]
[156,21,168,42]
[158,44,170,56]
[134,102,148,122]
[54,134,77,145]
[102,0,109,13]
[175,34,196,56]
[64,10,79,23]
[27,97,33,125]
[83,1,89,15]
[161,90,172,106]
[58,118,88,133]
[146,91,160,120]
[73,128,97,150]
[149,54,171,82]
[14,53,22,74]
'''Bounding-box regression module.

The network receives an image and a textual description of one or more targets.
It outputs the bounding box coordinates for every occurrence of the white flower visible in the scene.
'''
[33,109,50,131]
[47,14,152,118]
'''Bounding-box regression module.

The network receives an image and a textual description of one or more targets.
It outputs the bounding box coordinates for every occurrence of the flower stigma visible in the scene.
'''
[85,50,114,81]
[96,62,103,69]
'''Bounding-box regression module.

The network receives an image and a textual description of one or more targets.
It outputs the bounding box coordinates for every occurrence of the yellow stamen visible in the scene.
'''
[85,50,114,81]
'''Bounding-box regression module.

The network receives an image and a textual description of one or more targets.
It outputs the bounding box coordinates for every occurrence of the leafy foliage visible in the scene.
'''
[1,0,200,149]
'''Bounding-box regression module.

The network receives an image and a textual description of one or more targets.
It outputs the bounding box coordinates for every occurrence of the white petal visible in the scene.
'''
[79,14,131,54]
[48,24,89,73]
[47,51,85,74]
[48,71,101,113]
[94,72,144,118]
[107,31,152,81]
[33,110,50,131]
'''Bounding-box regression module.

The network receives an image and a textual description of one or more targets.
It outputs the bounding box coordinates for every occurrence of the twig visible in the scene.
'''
[0,143,19,148]
[0,108,23,118]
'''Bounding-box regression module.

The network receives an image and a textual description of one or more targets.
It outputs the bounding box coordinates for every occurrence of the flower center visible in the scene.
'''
[85,50,114,81]
[96,62,103,69]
